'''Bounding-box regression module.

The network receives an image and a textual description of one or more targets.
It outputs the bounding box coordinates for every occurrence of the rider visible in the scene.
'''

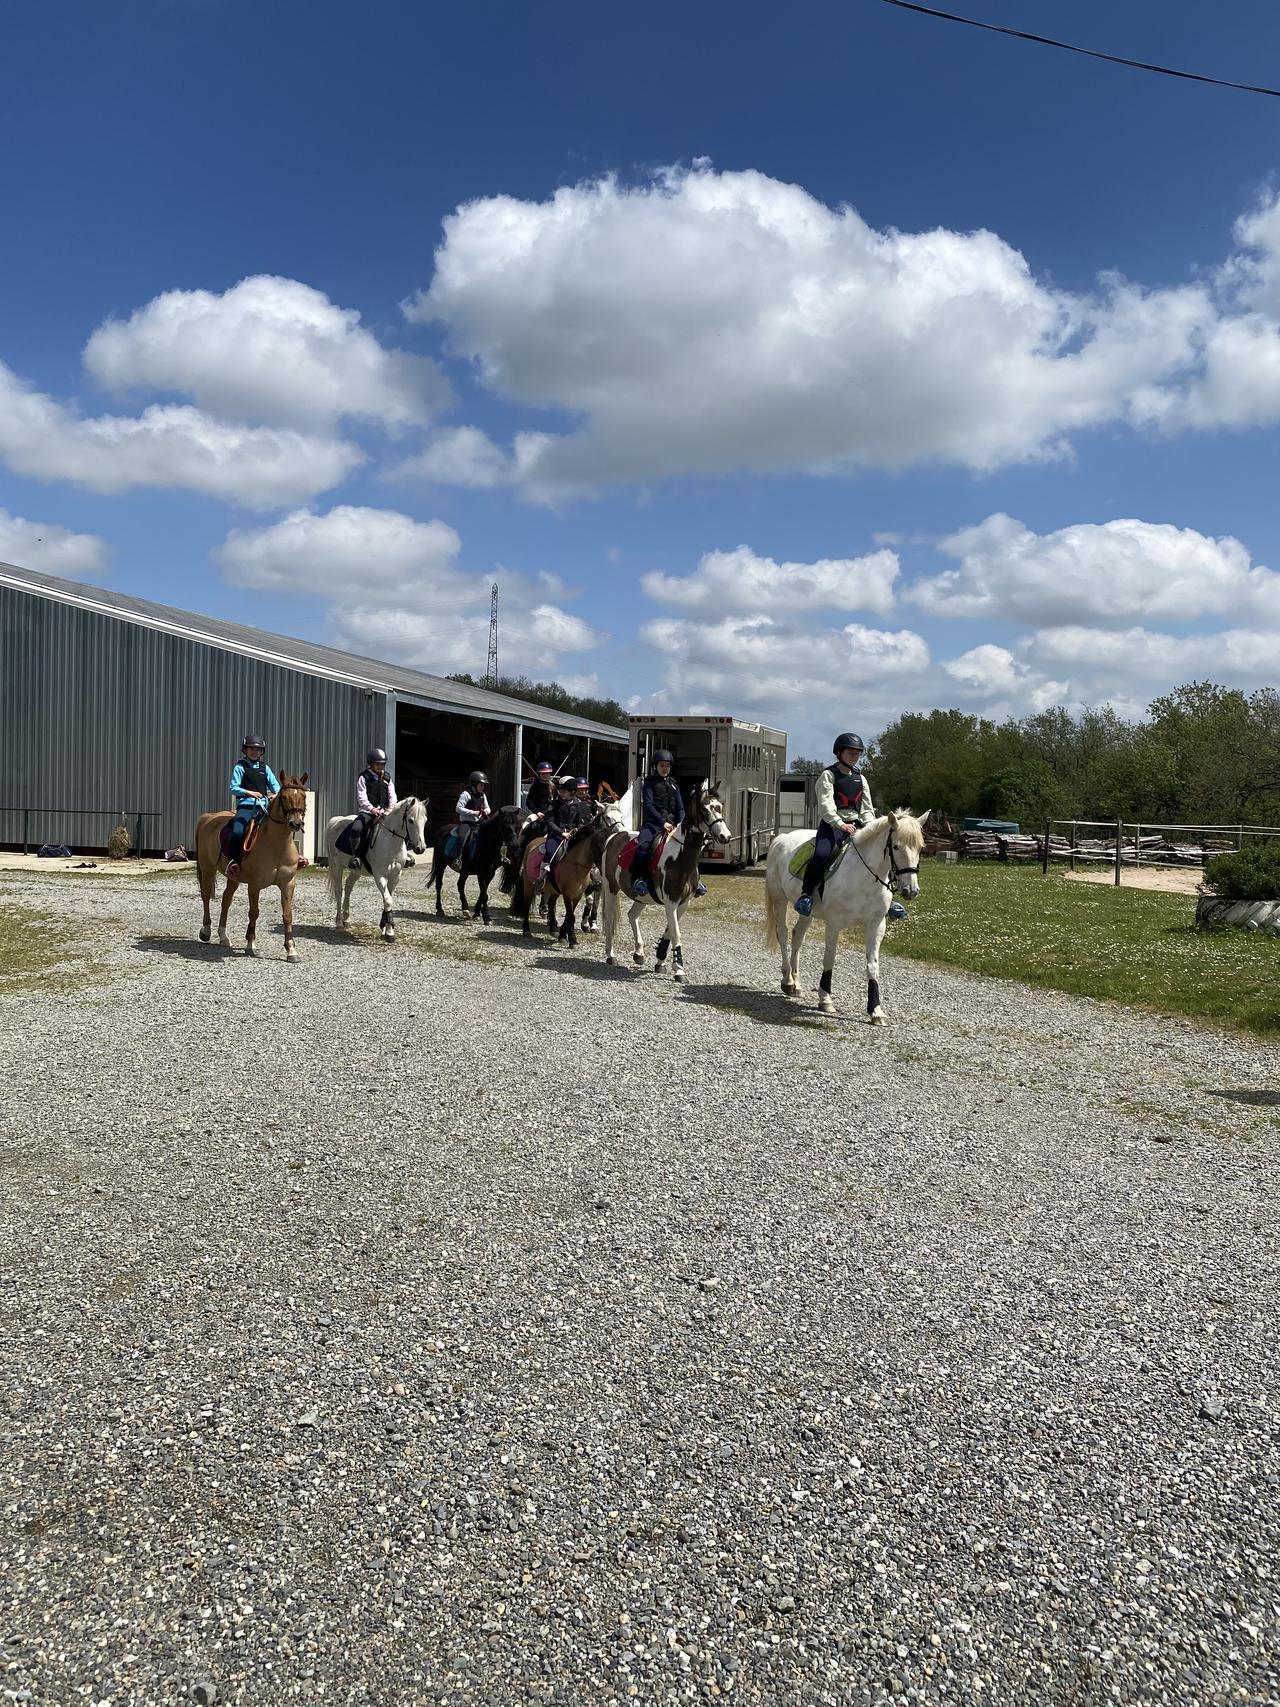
[526,760,556,817]
[540,774,589,885]
[351,747,398,869]
[794,733,875,916]
[226,734,280,880]
[454,769,491,861]
[574,776,593,810]
[630,748,682,899]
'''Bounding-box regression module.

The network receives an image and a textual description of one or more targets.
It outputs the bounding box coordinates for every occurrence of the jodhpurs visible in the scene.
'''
[802,822,840,895]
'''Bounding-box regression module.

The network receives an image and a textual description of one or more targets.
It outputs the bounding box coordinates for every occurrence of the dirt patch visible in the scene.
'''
[1065,867,1203,896]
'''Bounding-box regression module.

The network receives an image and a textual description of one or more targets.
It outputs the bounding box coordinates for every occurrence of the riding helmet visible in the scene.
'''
[367,747,387,765]
[242,734,266,752]
[574,777,589,790]
[832,733,865,757]
[557,775,574,791]
[469,770,489,787]
[652,748,674,765]
[535,761,553,775]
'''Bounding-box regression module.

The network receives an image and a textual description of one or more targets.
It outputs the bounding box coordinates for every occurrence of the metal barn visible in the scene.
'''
[0,562,628,855]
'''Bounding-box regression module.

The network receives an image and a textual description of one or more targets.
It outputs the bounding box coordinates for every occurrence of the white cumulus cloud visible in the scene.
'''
[643,545,899,616]
[85,275,448,430]
[0,507,111,578]
[0,359,360,509]
[215,505,604,677]
[389,425,513,488]
[911,513,1280,625]
[406,163,1270,497]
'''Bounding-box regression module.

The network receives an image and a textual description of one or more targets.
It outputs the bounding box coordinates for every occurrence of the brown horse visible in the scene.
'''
[515,815,615,947]
[196,773,309,961]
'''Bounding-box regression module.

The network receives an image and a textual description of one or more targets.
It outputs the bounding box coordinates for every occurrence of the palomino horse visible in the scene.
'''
[325,796,429,942]
[514,809,620,947]
[763,811,927,1021]
[196,774,309,961]
[601,784,732,982]
[431,805,525,924]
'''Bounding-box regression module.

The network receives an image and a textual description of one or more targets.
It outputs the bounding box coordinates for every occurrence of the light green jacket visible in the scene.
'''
[815,765,875,831]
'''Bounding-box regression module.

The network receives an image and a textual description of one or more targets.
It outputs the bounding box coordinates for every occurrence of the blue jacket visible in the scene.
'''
[230,758,281,810]
[641,772,683,830]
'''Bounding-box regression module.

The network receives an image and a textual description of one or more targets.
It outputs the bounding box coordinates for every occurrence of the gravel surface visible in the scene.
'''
[2,866,1278,1706]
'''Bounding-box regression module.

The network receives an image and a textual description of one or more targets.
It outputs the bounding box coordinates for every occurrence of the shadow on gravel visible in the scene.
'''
[1208,1087,1280,1107]
[675,981,854,1030]
[133,935,236,960]
[472,928,546,952]
[530,952,628,980]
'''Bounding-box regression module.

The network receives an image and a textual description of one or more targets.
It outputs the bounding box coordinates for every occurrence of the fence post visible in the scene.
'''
[136,814,144,858]
[1042,819,1050,875]
[1069,822,1076,873]
[1114,819,1122,887]
[22,809,29,856]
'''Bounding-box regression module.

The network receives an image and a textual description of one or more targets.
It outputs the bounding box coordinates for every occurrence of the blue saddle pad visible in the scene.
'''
[335,818,360,855]
[443,828,460,864]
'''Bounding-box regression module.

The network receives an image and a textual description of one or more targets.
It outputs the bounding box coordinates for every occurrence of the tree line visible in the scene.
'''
[796,682,1280,828]
[449,672,629,731]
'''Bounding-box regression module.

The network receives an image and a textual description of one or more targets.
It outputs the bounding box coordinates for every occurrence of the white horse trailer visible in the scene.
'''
[776,771,818,833]
[628,715,788,868]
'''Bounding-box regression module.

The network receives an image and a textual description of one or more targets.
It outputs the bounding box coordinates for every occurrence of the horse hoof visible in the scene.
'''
[606,954,614,965]
[199,927,210,943]
[244,944,256,958]
[818,995,835,1015]
[869,1011,886,1026]
[286,949,299,964]
[781,980,797,997]
[673,969,685,983]
[218,935,231,950]
[632,953,645,965]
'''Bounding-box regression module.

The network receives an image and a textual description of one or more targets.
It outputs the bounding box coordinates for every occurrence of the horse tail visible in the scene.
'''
[498,850,517,894]
[762,866,779,947]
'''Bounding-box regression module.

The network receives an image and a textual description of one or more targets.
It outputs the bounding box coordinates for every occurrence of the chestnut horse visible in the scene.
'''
[196,773,309,961]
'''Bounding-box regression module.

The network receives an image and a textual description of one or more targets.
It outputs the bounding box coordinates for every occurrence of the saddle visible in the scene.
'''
[618,831,669,875]
[334,817,362,857]
[219,816,260,863]
[788,836,849,885]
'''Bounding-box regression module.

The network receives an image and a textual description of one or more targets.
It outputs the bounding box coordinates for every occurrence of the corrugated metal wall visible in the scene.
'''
[0,585,381,852]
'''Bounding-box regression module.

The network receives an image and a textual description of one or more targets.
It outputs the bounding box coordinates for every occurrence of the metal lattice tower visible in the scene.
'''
[485,582,499,686]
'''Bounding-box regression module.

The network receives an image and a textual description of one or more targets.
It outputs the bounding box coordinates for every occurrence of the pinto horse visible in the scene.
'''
[325,796,429,942]
[764,811,927,1021]
[431,805,524,924]
[196,773,309,961]
[601,784,732,983]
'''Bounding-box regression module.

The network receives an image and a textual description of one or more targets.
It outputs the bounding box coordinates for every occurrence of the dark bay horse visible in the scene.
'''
[514,814,616,948]
[431,805,524,924]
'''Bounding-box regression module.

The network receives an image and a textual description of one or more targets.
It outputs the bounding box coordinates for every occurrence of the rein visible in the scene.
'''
[849,821,919,894]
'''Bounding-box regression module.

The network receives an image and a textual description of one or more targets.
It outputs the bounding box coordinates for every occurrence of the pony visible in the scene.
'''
[763,811,927,1021]
[196,773,309,961]
[513,810,619,948]
[325,796,429,942]
[601,784,732,983]
[431,804,525,924]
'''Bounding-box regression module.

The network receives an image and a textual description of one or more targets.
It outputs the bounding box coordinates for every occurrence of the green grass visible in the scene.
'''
[885,864,1280,1034]
[0,904,101,994]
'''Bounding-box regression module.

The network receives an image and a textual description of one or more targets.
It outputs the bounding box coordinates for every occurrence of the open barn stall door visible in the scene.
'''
[394,703,517,827]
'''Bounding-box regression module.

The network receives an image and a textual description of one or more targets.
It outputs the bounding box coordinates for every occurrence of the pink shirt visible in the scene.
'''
[356,771,397,814]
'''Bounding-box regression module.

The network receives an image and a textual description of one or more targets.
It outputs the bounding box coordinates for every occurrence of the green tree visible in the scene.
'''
[450,672,628,730]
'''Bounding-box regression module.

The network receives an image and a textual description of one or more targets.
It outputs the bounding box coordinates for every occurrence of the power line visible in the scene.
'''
[881,0,1280,98]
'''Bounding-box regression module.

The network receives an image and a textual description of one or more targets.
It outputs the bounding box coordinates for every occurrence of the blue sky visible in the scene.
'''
[3,0,1280,756]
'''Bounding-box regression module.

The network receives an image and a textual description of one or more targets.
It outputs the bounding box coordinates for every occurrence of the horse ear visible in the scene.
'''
[299,772,309,787]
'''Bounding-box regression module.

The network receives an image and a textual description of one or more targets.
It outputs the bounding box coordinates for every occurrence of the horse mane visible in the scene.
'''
[853,811,925,853]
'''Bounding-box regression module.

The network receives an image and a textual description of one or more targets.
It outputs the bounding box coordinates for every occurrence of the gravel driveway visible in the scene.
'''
[2,867,1277,1706]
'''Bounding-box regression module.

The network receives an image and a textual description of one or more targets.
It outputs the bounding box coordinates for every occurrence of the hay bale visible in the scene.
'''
[106,823,132,860]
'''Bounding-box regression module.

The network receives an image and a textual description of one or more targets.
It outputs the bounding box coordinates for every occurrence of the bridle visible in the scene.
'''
[267,792,306,832]
[850,818,919,894]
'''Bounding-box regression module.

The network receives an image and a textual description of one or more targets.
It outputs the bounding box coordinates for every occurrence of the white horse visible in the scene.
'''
[764,811,927,1021]
[601,784,732,982]
[326,796,429,942]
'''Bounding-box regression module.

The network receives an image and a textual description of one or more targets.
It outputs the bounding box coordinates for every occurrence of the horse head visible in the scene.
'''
[886,808,928,899]
[694,781,733,847]
[275,773,309,832]
[402,796,429,855]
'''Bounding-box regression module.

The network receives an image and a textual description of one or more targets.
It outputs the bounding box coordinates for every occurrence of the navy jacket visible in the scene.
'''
[641,772,684,829]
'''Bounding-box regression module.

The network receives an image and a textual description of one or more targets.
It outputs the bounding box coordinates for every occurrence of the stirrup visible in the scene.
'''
[631,877,648,897]
[794,893,813,915]
[225,860,241,880]
[694,880,708,897]
[888,900,908,921]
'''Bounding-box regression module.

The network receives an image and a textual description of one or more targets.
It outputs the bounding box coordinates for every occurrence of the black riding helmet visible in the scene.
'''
[243,734,266,753]
[833,733,865,758]
[652,748,674,766]
[367,747,387,765]
[469,770,489,788]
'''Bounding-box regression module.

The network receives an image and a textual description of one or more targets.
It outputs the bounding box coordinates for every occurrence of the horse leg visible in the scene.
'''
[817,920,840,1014]
[199,856,215,943]
[476,874,492,926]
[628,897,646,966]
[341,869,359,927]
[217,875,238,949]
[377,873,395,942]
[244,884,261,957]
[865,913,888,1024]
[786,913,810,996]
[458,872,471,918]
[560,898,578,948]
[603,887,617,964]
[281,878,299,963]
[546,893,560,941]
[669,899,687,983]
[521,878,534,938]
